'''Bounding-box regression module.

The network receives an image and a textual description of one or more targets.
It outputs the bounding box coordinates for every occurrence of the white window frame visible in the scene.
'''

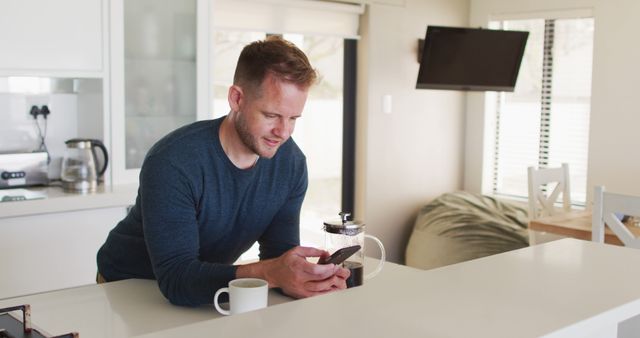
[481,8,594,206]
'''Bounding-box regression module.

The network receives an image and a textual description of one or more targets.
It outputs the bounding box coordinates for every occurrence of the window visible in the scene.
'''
[488,17,594,205]
[282,33,346,248]
[212,32,353,260]
[210,0,362,261]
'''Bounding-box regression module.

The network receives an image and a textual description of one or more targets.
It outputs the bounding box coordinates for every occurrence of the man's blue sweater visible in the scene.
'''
[97,117,307,306]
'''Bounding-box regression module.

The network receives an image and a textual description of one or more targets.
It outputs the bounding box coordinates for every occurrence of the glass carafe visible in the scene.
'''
[323,212,385,287]
[60,139,108,193]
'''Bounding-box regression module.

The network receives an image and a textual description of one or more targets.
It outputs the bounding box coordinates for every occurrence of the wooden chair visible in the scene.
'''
[592,186,640,248]
[527,163,571,220]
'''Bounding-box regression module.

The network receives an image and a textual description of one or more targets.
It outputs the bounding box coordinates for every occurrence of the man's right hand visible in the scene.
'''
[236,246,350,298]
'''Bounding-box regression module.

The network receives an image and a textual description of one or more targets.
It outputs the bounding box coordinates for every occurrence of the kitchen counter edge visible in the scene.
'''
[0,184,138,219]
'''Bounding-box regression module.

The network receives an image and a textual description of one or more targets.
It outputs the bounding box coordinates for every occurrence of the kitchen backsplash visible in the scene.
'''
[0,77,104,178]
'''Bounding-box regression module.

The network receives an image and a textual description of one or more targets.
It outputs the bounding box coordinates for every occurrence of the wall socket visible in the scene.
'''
[29,105,51,119]
[25,95,49,118]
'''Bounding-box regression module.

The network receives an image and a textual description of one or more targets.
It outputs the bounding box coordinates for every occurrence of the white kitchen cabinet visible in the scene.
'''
[0,207,126,300]
[110,0,211,184]
[0,0,105,77]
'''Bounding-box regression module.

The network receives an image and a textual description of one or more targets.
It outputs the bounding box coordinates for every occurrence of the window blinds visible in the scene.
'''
[211,0,364,39]
[490,17,594,204]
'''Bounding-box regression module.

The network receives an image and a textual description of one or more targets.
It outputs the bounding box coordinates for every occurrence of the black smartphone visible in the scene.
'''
[317,245,361,265]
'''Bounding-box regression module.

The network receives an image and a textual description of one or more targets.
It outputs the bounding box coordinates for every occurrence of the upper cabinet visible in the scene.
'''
[0,0,212,186]
[0,0,105,77]
[110,0,210,184]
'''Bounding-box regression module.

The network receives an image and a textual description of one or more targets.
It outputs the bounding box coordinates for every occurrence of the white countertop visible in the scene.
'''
[0,258,418,337]
[140,240,640,338]
[0,279,230,337]
[0,183,138,218]
[2,240,640,337]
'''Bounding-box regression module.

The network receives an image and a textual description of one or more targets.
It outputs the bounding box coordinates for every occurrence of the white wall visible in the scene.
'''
[465,0,640,203]
[587,0,640,198]
[356,0,469,263]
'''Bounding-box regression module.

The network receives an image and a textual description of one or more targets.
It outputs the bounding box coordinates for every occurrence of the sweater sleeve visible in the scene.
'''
[140,155,236,307]
[258,157,308,260]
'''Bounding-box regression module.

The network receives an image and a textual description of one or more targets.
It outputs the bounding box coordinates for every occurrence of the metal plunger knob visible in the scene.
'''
[339,212,351,224]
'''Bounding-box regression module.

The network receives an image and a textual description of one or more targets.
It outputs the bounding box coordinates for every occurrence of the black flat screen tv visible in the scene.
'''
[416,26,529,92]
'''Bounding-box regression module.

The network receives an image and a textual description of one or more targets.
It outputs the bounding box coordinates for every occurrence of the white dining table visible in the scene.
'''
[3,239,640,338]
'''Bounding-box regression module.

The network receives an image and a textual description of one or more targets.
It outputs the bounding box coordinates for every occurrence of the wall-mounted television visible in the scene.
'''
[416,26,529,92]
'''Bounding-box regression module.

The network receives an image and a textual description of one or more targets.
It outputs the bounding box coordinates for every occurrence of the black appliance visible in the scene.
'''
[416,25,529,91]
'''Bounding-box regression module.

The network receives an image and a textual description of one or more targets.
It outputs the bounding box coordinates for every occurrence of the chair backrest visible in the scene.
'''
[592,186,640,248]
[527,163,571,219]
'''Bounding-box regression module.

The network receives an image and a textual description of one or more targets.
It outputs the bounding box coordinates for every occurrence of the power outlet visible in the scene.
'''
[28,105,51,119]
[25,95,49,118]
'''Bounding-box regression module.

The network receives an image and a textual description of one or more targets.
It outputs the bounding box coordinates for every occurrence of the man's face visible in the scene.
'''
[234,74,309,159]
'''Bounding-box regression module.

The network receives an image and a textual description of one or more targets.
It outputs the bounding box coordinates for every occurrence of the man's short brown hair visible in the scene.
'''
[233,36,318,94]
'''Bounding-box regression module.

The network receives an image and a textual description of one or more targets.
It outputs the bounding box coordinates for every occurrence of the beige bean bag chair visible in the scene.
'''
[405,191,529,270]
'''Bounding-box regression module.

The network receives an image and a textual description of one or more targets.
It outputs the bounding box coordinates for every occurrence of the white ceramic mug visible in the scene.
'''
[213,278,268,315]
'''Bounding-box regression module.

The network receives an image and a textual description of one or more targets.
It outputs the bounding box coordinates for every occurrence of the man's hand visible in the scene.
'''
[236,246,350,298]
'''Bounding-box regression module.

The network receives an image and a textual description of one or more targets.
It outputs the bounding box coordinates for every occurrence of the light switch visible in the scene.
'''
[382,94,392,114]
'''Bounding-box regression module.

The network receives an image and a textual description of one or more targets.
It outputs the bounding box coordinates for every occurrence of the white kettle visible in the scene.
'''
[60,139,109,193]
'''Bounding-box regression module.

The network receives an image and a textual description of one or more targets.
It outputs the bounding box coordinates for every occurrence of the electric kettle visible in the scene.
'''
[60,139,109,193]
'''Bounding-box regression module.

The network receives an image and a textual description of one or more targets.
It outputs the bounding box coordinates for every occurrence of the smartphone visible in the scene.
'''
[317,245,361,265]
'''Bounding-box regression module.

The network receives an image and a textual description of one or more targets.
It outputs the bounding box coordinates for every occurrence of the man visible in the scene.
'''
[97,37,349,307]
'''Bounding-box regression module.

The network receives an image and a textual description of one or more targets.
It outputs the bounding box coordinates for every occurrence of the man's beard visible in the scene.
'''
[234,112,277,159]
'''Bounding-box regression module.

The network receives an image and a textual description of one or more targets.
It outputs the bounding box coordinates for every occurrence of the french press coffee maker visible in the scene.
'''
[323,212,385,287]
